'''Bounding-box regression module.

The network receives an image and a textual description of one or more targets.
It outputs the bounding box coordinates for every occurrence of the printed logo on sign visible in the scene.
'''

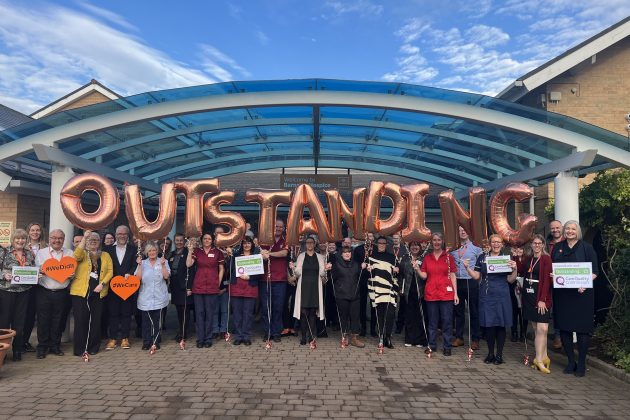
[555,276,565,286]
[488,265,495,272]
[238,267,245,274]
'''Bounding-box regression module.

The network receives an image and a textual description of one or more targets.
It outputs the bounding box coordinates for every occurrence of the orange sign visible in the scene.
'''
[109,275,140,301]
[41,256,77,283]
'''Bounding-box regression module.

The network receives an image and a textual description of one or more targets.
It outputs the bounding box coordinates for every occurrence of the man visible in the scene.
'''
[366,236,399,348]
[35,229,74,358]
[103,225,138,350]
[260,219,289,342]
[72,235,84,249]
[451,226,482,350]
[353,232,375,336]
[548,219,564,350]
[59,234,84,343]
[212,226,229,339]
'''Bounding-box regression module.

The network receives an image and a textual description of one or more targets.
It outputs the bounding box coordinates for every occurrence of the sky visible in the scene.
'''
[0,0,628,114]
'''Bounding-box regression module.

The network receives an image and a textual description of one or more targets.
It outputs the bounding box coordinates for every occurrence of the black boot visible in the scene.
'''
[384,336,394,349]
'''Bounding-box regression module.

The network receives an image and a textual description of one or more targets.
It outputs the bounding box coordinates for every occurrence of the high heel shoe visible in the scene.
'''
[543,356,551,369]
[532,359,550,374]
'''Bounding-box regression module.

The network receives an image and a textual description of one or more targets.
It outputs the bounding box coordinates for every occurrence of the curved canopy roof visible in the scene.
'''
[1,79,628,193]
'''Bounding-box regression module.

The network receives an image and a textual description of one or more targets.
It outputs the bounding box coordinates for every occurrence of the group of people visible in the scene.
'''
[0,218,598,378]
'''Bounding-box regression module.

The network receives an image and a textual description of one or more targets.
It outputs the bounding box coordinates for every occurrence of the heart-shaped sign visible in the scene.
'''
[41,256,77,283]
[109,275,140,301]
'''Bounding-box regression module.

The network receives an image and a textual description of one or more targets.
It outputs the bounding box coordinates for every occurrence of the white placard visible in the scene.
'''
[553,262,593,288]
[485,255,512,273]
[234,254,265,276]
[11,266,39,285]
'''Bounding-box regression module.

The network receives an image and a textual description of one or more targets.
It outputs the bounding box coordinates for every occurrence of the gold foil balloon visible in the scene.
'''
[489,183,537,247]
[173,179,219,238]
[400,183,431,243]
[245,189,292,246]
[438,187,488,249]
[60,173,119,230]
[125,183,177,241]
[364,181,406,237]
[286,184,332,246]
[324,187,366,241]
[203,191,246,248]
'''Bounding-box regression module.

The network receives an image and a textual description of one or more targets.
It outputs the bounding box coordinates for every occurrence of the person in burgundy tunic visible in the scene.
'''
[229,236,262,346]
[186,233,225,348]
[522,234,553,373]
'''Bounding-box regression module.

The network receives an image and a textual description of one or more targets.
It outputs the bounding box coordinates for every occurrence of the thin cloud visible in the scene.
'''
[324,0,384,18]
[76,1,138,32]
[0,1,250,113]
[255,30,270,46]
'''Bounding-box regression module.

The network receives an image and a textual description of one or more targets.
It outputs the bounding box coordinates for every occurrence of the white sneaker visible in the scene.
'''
[404,343,412,347]
[416,344,423,348]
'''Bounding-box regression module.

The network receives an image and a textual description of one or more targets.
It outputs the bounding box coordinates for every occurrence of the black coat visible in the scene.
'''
[104,244,138,277]
[168,248,194,306]
[331,258,361,300]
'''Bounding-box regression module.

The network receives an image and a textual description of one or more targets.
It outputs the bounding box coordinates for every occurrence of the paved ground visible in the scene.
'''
[1,324,629,419]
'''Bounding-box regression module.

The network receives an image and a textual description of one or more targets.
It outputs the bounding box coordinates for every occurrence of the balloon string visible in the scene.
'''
[325,244,347,344]
[266,256,272,343]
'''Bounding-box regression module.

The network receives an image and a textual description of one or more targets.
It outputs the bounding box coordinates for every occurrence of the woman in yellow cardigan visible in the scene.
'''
[71,231,113,357]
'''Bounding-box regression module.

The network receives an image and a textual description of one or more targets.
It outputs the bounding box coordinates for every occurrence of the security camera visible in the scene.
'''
[625,113,630,122]
[626,123,630,131]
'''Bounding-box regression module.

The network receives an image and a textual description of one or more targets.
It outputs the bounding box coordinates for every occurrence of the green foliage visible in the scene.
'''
[581,169,630,372]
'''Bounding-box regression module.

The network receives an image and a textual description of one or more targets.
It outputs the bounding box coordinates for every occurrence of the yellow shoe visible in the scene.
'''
[543,356,551,369]
[532,359,550,374]
[105,339,117,350]
[120,338,131,349]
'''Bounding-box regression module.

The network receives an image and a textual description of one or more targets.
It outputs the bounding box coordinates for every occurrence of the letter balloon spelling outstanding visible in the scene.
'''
[245,189,291,246]
[489,182,537,246]
[204,191,246,247]
[174,179,219,238]
[400,183,432,243]
[438,187,488,249]
[364,181,406,237]
[60,173,120,230]
[286,184,333,246]
[125,183,177,241]
[324,188,366,241]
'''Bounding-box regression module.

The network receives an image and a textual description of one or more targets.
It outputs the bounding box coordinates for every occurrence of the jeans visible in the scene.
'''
[259,281,286,338]
[141,309,163,346]
[193,294,218,345]
[212,292,229,334]
[453,279,480,341]
[426,300,454,351]
[231,297,255,341]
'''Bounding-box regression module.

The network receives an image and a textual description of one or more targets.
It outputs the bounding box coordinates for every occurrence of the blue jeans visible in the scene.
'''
[141,309,163,346]
[231,297,255,341]
[426,300,454,351]
[259,281,286,338]
[193,294,218,345]
[212,292,229,334]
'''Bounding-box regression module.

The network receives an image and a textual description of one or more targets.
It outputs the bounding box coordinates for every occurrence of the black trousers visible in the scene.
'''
[325,282,338,326]
[375,302,396,338]
[36,286,69,350]
[282,284,297,330]
[337,298,360,335]
[58,291,72,335]
[404,283,427,346]
[300,307,317,340]
[72,294,103,355]
[0,289,30,353]
[108,292,135,339]
[22,286,37,346]
[396,295,406,331]
[359,276,376,334]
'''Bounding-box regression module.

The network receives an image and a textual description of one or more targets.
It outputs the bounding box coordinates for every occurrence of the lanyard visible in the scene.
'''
[13,250,27,266]
[48,247,62,260]
[457,243,469,260]
[528,256,541,275]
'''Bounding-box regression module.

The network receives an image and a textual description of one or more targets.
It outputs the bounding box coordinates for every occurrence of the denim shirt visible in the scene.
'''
[450,241,482,279]
[137,259,170,311]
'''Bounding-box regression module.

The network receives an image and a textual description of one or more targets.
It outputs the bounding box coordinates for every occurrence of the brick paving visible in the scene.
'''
[1,327,629,419]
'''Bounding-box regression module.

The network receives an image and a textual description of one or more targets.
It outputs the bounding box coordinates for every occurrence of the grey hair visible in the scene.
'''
[143,241,159,256]
[563,220,583,240]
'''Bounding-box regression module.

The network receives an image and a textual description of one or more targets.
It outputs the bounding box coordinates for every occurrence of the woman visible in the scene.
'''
[169,234,194,343]
[0,229,36,361]
[186,232,224,348]
[400,241,428,348]
[71,231,113,356]
[419,233,458,356]
[291,236,326,345]
[23,222,46,353]
[522,234,553,373]
[229,236,261,346]
[135,241,170,350]
[551,220,598,377]
[464,234,517,364]
[509,246,527,342]
[102,232,115,247]
[327,246,364,348]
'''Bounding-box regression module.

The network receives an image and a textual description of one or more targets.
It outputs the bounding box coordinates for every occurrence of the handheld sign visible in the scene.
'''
[11,266,39,285]
[234,254,265,276]
[41,256,77,283]
[553,262,593,288]
[485,255,512,273]
[109,275,141,300]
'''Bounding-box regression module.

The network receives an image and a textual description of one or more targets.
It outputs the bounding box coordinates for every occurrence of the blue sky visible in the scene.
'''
[0,0,628,114]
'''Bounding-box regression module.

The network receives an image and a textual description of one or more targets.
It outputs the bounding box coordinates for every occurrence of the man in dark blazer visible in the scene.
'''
[103,225,138,350]
[169,233,195,342]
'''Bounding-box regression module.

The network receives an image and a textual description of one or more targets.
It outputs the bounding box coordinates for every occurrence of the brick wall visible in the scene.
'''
[16,194,50,231]
[0,191,18,230]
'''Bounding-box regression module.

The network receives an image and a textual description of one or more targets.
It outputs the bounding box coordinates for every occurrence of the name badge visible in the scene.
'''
[208,253,214,258]
[526,288,535,294]
[90,272,98,279]
[446,286,453,292]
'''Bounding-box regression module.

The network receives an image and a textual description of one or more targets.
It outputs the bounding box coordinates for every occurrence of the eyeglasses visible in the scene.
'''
[532,242,543,246]
[490,241,503,244]
[377,242,387,245]
[49,237,64,240]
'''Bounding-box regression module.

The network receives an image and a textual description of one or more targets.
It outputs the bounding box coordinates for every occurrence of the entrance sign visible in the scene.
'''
[281,174,352,190]
[485,256,512,273]
[235,254,265,276]
[0,221,12,247]
[553,262,593,289]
